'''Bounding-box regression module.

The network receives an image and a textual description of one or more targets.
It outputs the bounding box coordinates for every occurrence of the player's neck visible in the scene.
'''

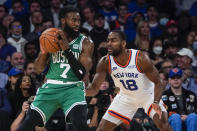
[113,49,130,66]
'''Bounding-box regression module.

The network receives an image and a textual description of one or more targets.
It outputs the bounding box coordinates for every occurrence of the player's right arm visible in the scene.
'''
[34,53,49,74]
[86,56,109,96]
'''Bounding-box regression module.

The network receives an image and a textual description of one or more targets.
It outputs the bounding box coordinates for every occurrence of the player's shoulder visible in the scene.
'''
[81,34,93,45]
[97,55,109,72]
[136,50,150,62]
[98,55,110,67]
[100,55,109,63]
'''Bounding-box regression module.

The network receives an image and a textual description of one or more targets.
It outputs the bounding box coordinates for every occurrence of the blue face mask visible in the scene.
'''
[160,17,169,26]
[193,41,197,50]
[12,34,22,39]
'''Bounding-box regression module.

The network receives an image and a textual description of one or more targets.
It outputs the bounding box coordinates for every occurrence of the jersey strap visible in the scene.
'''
[108,55,111,74]
[135,50,142,73]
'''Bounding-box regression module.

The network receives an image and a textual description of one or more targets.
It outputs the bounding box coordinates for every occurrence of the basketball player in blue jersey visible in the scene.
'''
[16,7,95,131]
[86,30,173,131]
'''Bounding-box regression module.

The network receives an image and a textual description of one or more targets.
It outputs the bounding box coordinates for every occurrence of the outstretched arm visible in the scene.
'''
[86,56,109,96]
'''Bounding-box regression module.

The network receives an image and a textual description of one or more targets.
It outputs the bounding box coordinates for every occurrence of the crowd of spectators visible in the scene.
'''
[0,0,197,131]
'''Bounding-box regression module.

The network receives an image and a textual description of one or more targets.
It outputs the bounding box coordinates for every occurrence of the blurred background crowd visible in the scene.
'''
[0,0,197,131]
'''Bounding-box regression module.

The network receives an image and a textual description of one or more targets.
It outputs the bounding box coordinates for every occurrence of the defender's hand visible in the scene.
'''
[152,103,162,119]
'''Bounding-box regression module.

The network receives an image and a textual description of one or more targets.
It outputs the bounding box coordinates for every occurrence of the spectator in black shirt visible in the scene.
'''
[162,67,197,131]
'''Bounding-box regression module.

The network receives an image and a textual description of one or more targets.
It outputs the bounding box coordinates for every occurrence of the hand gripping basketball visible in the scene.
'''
[39,28,68,53]
[56,30,69,51]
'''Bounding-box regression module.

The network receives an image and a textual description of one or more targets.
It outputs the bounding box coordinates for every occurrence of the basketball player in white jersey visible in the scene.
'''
[86,30,172,131]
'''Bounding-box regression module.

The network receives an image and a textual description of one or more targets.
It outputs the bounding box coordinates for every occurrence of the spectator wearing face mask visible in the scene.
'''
[7,20,28,57]
[149,37,164,69]
[159,12,169,27]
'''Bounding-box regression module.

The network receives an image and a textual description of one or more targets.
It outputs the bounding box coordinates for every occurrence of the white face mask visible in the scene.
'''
[153,46,162,55]
[193,41,197,50]
[160,17,169,26]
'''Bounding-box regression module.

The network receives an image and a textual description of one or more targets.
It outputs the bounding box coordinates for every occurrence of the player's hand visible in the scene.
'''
[151,103,162,119]
[40,44,49,54]
[56,29,69,51]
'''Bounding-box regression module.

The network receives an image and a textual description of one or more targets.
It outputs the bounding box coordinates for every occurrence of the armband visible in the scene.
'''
[64,48,86,80]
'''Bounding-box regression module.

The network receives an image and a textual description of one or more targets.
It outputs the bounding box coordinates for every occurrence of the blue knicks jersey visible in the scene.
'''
[108,49,154,97]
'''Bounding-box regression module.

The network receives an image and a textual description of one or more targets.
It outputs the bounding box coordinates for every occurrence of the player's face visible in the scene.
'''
[107,32,124,57]
[62,12,81,39]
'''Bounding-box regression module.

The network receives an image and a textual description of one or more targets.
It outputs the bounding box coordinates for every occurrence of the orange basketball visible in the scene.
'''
[39,28,61,53]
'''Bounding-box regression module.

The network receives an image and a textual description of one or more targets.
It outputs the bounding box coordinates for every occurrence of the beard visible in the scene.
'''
[110,44,122,57]
[64,24,80,39]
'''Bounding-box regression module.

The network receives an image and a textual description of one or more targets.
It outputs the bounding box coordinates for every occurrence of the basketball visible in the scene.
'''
[39,28,61,53]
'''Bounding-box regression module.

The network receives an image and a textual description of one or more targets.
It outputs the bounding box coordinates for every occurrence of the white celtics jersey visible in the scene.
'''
[108,49,154,98]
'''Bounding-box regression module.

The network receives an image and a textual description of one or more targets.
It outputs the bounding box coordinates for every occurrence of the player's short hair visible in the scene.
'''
[59,6,79,20]
[111,30,126,41]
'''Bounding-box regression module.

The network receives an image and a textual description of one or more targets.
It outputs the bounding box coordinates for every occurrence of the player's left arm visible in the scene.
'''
[58,31,93,81]
[79,37,94,85]
[137,51,164,103]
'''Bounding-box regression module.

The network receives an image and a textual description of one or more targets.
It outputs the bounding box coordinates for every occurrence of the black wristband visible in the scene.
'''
[64,48,72,57]
[64,48,86,80]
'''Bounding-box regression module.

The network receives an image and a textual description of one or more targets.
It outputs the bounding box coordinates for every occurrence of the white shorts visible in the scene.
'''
[102,93,166,125]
